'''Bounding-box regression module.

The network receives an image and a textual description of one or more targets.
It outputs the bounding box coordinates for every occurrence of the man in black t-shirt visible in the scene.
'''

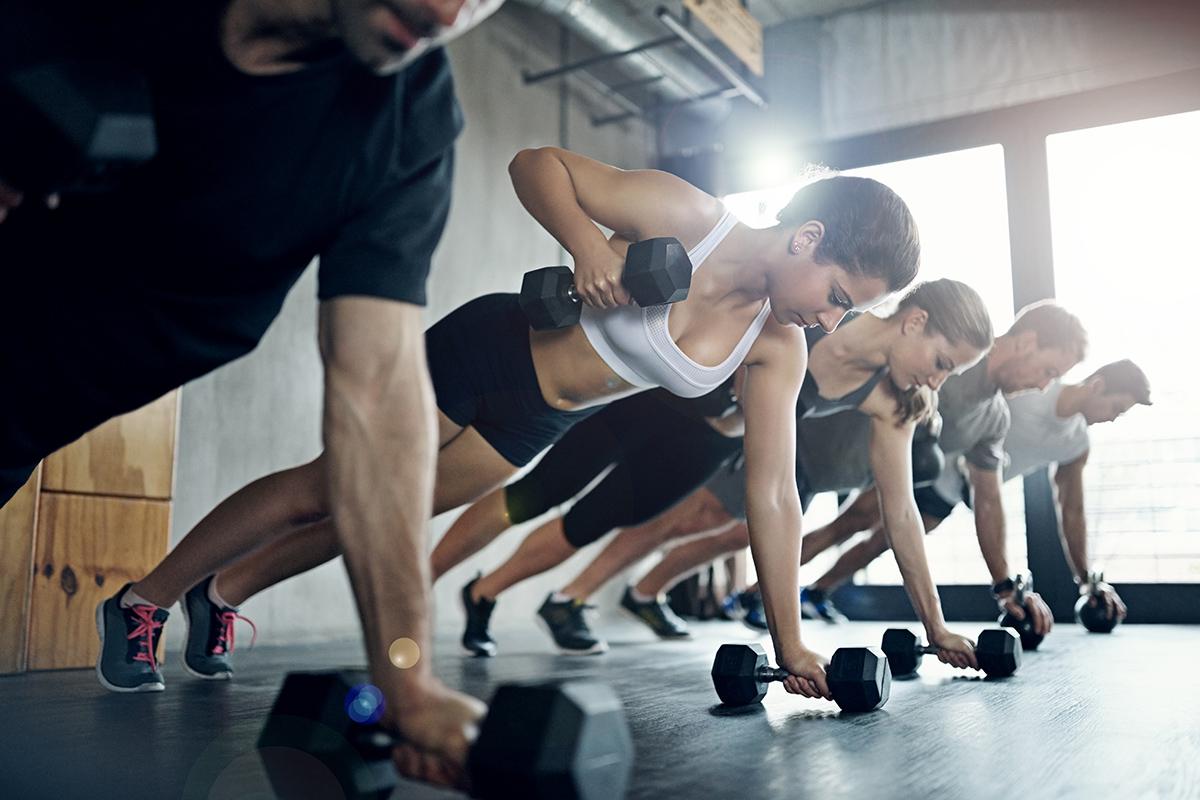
[1,0,502,788]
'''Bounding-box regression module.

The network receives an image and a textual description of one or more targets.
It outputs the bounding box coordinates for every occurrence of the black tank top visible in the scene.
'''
[798,319,889,419]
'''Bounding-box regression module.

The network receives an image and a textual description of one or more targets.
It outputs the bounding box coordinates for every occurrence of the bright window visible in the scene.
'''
[725,146,1028,586]
[1046,110,1200,583]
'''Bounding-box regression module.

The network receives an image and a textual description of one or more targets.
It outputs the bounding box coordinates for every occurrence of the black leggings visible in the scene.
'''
[505,391,743,548]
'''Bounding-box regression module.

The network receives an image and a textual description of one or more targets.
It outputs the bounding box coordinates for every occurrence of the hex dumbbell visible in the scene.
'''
[1075,571,1121,633]
[999,573,1045,651]
[257,669,633,800]
[881,627,1022,678]
[711,642,891,713]
[518,237,691,330]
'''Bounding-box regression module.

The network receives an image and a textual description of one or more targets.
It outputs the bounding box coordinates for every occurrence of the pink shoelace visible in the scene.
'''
[126,605,164,672]
[212,609,258,656]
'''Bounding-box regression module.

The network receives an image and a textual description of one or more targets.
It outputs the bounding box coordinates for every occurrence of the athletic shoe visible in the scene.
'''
[618,586,691,639]
[536,594,608,655]
[95,584,168,693]
[738,590,769,631]
[721,591,747,621]
[181,576,256,680]
[460,575,498,657]
[800,587,848,624]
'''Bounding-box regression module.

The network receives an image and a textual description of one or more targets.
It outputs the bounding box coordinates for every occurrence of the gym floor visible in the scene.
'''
[2,620,1197,799]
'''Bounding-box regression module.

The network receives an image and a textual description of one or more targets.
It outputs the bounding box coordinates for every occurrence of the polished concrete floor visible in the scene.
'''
[1,619,1198,799]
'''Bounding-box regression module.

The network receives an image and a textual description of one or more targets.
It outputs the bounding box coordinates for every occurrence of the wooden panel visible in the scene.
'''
[41,390,179,499]
[28,493,170,670]
[0,466,40,674]
[683,0,764,76]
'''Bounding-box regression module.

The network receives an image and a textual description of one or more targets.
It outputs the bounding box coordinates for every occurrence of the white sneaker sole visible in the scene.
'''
[535,613,608,656]
[94,601,165,693]
[617,603,691,640]
[179,599,233,680]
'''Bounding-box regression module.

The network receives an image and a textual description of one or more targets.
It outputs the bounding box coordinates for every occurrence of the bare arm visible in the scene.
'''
[507,147,721,307]
[1052,451,1090,582]
[868,417,950,637]
[741,324,831,697]
[969,463,1009,584]
[320,297,437,704]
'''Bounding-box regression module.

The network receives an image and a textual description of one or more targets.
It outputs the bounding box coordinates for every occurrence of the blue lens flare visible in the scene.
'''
[345,683,385,725]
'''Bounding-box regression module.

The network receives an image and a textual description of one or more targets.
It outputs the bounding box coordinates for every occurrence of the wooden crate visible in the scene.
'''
[0,468,40,674]
[27,493,171,670]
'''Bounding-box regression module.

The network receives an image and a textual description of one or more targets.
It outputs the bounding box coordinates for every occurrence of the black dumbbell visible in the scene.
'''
[519,237,691,330]
[881,627,1022,678]
[0,60,156,196]
[1075,571,1121,633]
[257,669,633,800]
[711,642,891,713]
[998,572,1045,651]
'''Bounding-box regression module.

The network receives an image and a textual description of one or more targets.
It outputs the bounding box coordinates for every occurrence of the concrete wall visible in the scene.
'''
[168,6,653,648]
[819,0,1200,138]
[673,1,1200,193]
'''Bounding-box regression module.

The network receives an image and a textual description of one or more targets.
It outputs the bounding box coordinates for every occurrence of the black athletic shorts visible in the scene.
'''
[503,390,743,548]
[703,456,815,522]
[913,485,958,522]
[427,293,598,467]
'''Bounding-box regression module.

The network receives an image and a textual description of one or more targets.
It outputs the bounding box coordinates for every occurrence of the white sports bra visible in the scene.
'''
[579,211,772,398]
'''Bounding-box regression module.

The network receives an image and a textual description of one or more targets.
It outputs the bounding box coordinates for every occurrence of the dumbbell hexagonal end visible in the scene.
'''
[881,628,923,677]
[1000,609,1044,651]
[711,642,770,707]
[623,237,691,307]
[1075,594,1120,633]
[519,266,579,330]
[976,628,1023,678]
[257,670,396,800]
[828,646,891,712]
[471,681,633,800]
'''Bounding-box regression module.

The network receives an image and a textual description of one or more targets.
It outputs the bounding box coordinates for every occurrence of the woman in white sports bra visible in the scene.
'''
[118,147,922,704]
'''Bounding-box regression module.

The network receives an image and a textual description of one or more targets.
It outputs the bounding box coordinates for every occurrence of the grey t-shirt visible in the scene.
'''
[935,357,1009,471]
[932,379,1090,503]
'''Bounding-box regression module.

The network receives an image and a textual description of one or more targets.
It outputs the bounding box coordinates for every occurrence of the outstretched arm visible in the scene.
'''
[869,417,977,669]
[1052,451,1090,581]
[1053,451,1126,620]
[741,325,831,700]
[320,297,440,723]
[969,464,1009,584]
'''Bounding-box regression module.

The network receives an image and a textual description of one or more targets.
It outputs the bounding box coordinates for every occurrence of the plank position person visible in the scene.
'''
[1,0,509,788]
[443,280,991,663]
[551,301,1088,649]
[105,152,924,705]
[797,358,1149,626]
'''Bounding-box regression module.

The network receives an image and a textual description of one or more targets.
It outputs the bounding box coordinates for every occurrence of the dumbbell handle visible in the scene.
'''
[755,665,792,683]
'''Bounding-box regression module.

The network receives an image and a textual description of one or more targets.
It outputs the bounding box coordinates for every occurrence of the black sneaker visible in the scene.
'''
[618,587,690,639]
[800,587,848,624]
[739,590,769,631]
[536,594,608,655]
[461,575,498,657]
[181,576,256,680]
[95,584,168,693]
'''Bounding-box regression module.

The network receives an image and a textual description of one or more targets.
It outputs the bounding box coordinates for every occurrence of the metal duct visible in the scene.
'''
[511,0,727,112]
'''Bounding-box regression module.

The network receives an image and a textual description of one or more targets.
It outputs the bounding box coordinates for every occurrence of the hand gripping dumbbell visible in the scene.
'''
[518,237,691,330]
[257,669,633,800]
[998,572,1044,651]
[881,628,1022,678]
[1,60,157,196]
[711,642,891,713]
[1075,570,1121,633]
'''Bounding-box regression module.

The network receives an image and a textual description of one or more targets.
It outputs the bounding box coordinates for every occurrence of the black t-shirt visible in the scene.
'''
[1,0,462,312]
